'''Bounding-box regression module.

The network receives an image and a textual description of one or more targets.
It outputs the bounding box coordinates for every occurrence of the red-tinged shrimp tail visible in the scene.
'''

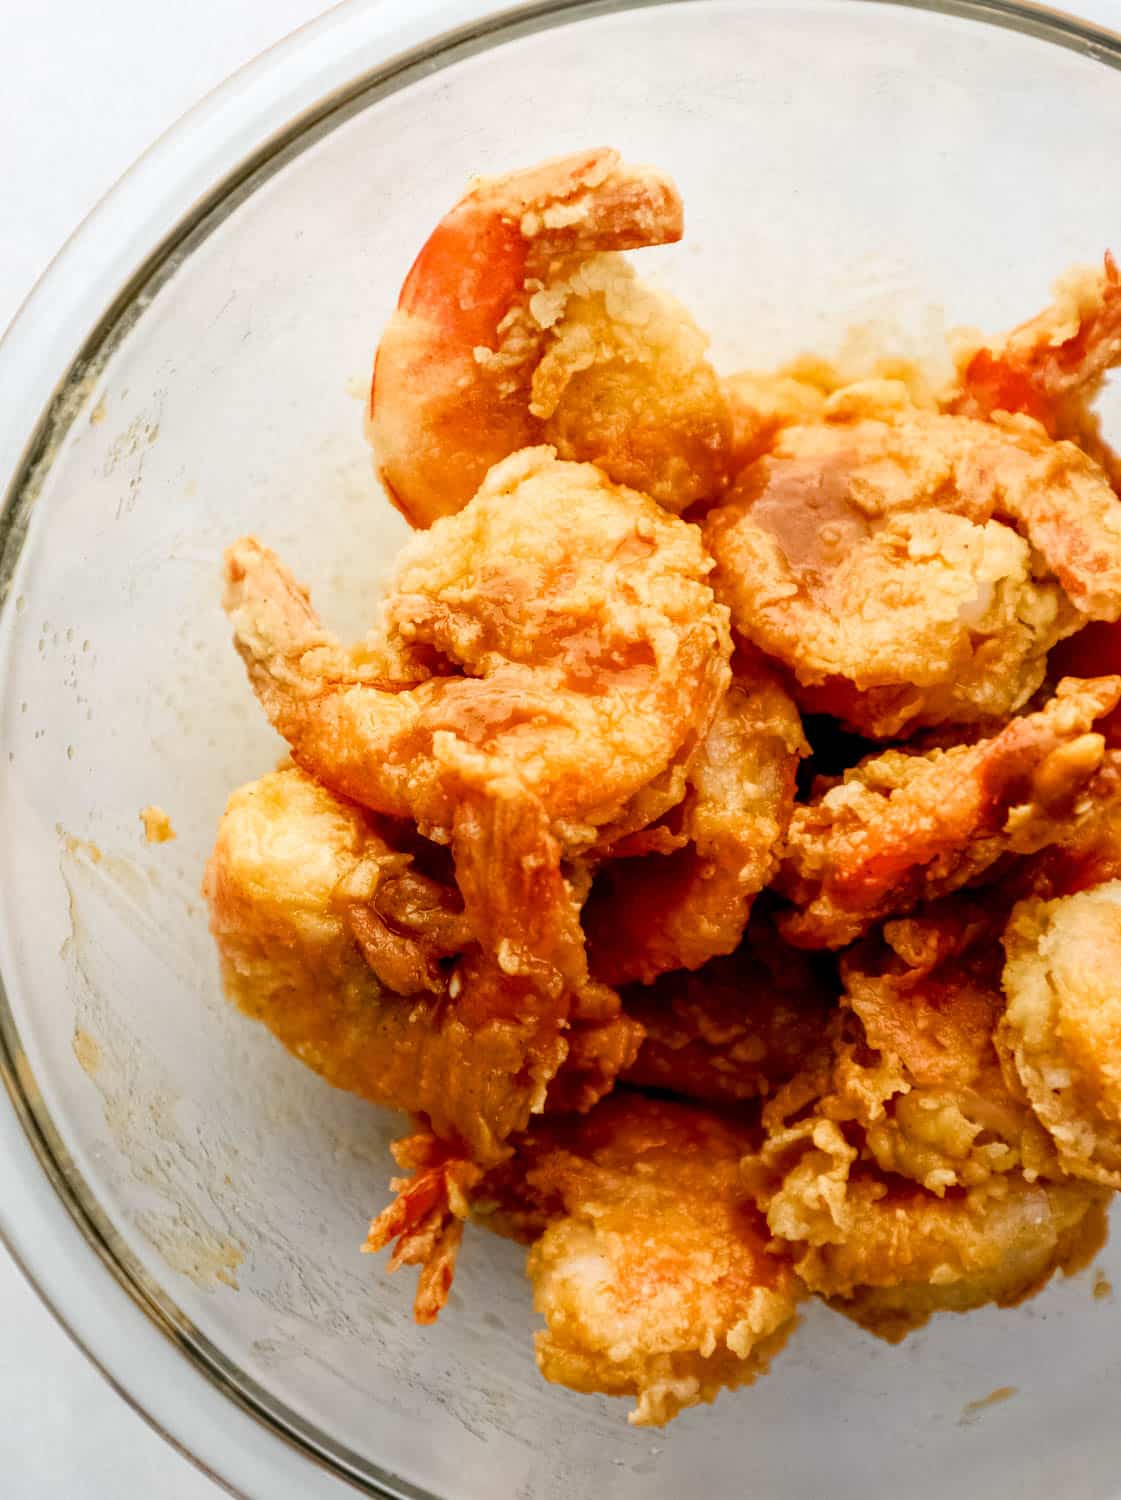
[363,1133,483,1324]
[951,252,1121,433]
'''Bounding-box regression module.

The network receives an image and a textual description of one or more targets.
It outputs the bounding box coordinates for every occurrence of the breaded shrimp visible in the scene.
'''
[583,654,806,985]
[704,385,1121,737]
[998,881,1121,1187]
[371,1094,800,1422]
[203,768,642,1170]
[369,149,731,526]
[224,449,730,1000]
[776,676,1121,949]
[744,1110,1105,1342]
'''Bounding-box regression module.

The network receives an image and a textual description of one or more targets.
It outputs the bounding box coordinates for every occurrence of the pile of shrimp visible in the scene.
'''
[203,147,1121,1426]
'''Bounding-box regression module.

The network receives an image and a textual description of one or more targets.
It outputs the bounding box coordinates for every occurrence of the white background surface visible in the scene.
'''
[3,0,1121,1495]
[0,8,334,1495]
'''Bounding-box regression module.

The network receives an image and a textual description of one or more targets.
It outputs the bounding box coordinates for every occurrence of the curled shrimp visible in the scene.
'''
[204,767,643,1172]
[705,383,1121,738]
[746,911,1106,1341]
[371,1093,800,1422]
[224,449,729,994]
[776,675,1121,948]
[583,654,806,985]
[369,148,731,526]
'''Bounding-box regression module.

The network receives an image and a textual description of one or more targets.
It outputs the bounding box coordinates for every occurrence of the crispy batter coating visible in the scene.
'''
[474,1094,799,1425]
[745,1111,1105,1342]
[203,768,642,1167]
[620,921,834,1103]
[744,887,1109,1341]
[721,367,828,473]
[225,448,729,848]
[998,882,1121,1187]
[583,656,806,985]
[837,902,1056,1192]
[704,386,1121,737]
[369,148,730,525]
[776,676,1121,948]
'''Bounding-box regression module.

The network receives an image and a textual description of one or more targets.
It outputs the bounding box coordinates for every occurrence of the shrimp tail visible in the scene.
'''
[363,1132,483,1324]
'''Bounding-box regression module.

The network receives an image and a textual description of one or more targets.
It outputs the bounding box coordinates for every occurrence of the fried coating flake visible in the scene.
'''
[998,881,1121,1187]
[777,676,1121,948]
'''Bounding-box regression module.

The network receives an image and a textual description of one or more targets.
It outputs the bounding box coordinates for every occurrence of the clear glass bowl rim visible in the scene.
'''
[3,1,1121,1496]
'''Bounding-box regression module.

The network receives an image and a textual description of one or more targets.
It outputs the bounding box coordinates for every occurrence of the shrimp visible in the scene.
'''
[370,1094,800,1423]
[620,918,835,1104]
[704,382,1121,738]
[745,1080,1106,1342]
[998,881,1121,1188]
[368,148,732,526]
[224,448,730,994]
[949,254,1121,481]
[582,655,806,986]
[203,767,643,1169]
[776,676,1121,949]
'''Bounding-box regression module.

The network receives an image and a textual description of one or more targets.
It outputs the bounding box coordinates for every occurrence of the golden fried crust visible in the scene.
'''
[776,676,1121,948]
[621,926,833,1104]
[705,396,1121,737]
[227,448,731,843]
[476,1095,799,1426]
[203,768,635,1166]
[745,1114,1106,1342]
[532,255,732,511]
[824,1172,1107,1342]
[369,148,730,526]
[998,882,1121,1185]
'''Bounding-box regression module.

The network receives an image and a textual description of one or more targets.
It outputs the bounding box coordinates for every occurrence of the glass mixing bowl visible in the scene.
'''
[3,0,1121,1495]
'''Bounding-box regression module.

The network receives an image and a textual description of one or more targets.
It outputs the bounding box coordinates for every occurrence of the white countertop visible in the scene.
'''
[3,0,1121,1495]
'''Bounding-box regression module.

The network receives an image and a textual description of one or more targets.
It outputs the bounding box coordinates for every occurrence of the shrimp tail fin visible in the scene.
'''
[363,1132,483,1324]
